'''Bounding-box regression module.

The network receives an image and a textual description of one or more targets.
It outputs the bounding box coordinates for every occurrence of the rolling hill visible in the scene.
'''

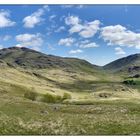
[0,46,139,100]
[0,46,112,99]
[103,53,140,76]
[0,46,99,70]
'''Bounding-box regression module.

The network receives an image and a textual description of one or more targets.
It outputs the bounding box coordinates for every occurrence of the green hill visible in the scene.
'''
[0,46,99,71]
[103,54,140,76]
[0,47,111,99]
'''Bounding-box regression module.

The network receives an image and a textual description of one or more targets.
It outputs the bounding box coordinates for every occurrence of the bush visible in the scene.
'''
[41,93,72,104]
[42,94,55,103]
[62,93,71,100]
[55,95,63,102]
[42,94,63,103]
[24,91,37,101]
[123,79,136,85]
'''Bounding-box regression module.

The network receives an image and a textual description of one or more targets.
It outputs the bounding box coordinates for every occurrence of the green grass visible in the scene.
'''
[0,94,140,135]
[0,66,140,135]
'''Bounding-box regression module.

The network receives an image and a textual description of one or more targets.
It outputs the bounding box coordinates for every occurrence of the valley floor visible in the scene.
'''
[0,93,140,135]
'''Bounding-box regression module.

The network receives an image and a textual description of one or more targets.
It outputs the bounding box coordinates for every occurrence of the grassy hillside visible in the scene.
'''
[103,53,140,76]
[0,47,139,100]
[0,47,99,70]
[0,47,140,135]
[1,95,140,135]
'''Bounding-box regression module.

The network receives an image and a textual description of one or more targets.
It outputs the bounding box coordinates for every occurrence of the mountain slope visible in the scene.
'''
[0,47,139,100]
[0,46,114,99]
[103,53,140,75]
[0,47,99,72]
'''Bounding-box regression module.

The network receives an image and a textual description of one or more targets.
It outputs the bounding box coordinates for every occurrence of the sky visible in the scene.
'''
[0,5,140,66]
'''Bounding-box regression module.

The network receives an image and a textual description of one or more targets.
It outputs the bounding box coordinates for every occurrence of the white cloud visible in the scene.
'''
[43,5,50,11]
[23,6,49,28]
[65,15,80,25]
[58,37,75,46]
[55,26,65,33]
[101,24,140,49]
[69,49,83,54]
[15,33,43,50]
[80,42,99,48]
[69,24,84,34]
[79,20,100,38]
[0,10,15,28]
[115,47,126,55]
[65,15,100,38]
[15,44,23,48]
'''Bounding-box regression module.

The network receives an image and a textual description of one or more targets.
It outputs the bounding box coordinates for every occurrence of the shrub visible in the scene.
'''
[24,91,37,101]
[42,94,55,103]
[55,95,63,102]
[41,93,72,103]
[42,94,63,103]
[62,93,71,100]
[123,80,136,85]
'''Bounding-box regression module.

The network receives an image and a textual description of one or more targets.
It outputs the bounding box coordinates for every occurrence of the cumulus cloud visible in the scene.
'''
[80,42,99,48]
[69,24,84,34]
[23,6,49,28]
[65,15,100,38]
[65,15,80,25]
[58,37,75,46]
[15,33,43,50]
[79,20,100,38]
[101,24,140,49]
[69,49,83,54]
[115,47,126,55]
[0,10,15,28]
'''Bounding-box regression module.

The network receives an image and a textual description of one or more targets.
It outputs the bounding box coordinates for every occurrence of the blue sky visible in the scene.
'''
[0,5,140,66]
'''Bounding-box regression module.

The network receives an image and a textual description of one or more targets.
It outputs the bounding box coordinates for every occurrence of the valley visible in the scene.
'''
[0,47,140,135]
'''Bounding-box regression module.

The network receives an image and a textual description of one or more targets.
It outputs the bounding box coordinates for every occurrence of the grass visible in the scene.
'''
[0,94,140,135]
[0,67,140,135]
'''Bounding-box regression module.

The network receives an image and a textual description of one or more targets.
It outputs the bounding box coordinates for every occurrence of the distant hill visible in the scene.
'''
[103,53,140,76]
[0,47,100,72]
[1,47,140,76]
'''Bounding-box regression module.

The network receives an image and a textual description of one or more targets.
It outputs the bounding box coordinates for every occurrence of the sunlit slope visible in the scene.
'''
[0,47,139,100]
[0,47,106,98]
